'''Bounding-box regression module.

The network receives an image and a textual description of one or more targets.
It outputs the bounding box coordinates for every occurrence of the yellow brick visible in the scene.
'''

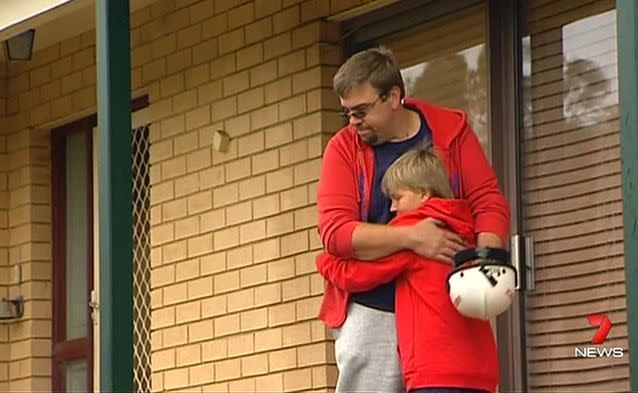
[214,270,240,294]
[284,368,313,392]
[225,157,251,182]
[240,264,267,288]
[203,14,228,39]
[187,233,213,257]
[251,150,279,175]
[189,362,215,386]
[310,272,324,295]
[188,319,214,343]
[175,302,201,323]
[143,58,167,84]
[228,2,254,27]
[301,0,331,23]
[239,176,265,201]
[152,330,163,349]
[299,342,333,367]
[252,194,280,219]
[201,294,227,319]
[246,17,273,45]
[219,28,245,55]
[254,327,283,352]
[203,381,229,392]
[177,24,202,49]
[265,77,292,104]
[268,302,296,327]
[186,63,210,90]
[266,212,294,237]
[255,0,282,18]
[213,226,240,250]
[227,287,255,313]
[163,282,188,305]
[193,37,219,65]
[188,276,213,300]
[225,201,253,226]
[227,243,254,270]
[279,49,306,77]
[176,258,200,282]
[308,181,318,204]
[199,165,225,190]
[252,238,280,263]
[294,205,317,230]
[167,48,193,74]
[151,264,175,288]
[189,0,214,24]
[267,257,295,282]
[213,183,239,208]
[211,96,238,122]
[281,230,309,256]
[279,140,308,166]
[266,167,294,193]
[223,71,250,97]
[202,338,228,362]
[201,208,226,233]
[269,348,297,372]
[293,158,321,185]
[282,322,311,347]
[237,87,265,114]
[264,33,292,61]
[152,306,175,329]
[239,220,266,244]
[161,114,186,139]
[152,348,175,371]
[295,250,319,275]
[211,53,237,79]
[151,140,174,165]
[166,7,190,31]
[175,216,199,239]
[250,60,278,87]
[279,94,307,121]
[296,296,322,321]
[198,80,223,104]
[30,66,51,88]
[242,353,269,377]
[164,368,189,391]
[265,123,294,148]
[309,229,322,249]
[187,190,213,214]
[176,342,201,367]
[282,276,310,301]
[227,332,255,357]
[215,313,240,337]
[201,251,227,276]
[215,358,241,382]
[280,186,308,211]
[160,73,184,99]
[175,173,200,198]
[186,106,212,131]
[256,373,284,392]
[240,308,268,331]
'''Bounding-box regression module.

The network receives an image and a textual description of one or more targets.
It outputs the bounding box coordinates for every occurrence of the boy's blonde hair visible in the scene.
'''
[382,144,454,199]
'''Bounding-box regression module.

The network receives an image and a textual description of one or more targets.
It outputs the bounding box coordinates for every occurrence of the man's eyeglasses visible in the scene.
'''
[339,94,386,120]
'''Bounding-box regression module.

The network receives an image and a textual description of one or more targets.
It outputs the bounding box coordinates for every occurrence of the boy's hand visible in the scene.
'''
[407,218,466,264]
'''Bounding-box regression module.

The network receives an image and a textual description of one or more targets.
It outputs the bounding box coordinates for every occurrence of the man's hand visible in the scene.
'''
[406,218,466,264]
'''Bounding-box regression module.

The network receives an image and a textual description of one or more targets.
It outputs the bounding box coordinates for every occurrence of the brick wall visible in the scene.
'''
[0,61,8,392]
[0,0,378,391]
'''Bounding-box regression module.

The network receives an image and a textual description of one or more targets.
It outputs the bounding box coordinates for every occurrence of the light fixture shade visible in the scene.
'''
[0,296,24,320]
[4,29,35,61]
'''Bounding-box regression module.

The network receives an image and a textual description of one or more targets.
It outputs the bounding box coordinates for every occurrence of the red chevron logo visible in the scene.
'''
[587,314,612,345]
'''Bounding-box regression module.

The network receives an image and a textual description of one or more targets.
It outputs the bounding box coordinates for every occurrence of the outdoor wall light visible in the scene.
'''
[4,29,35,61]
[0,296,24,321]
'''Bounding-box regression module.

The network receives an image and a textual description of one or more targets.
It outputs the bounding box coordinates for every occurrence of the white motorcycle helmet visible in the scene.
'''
[446,247,518,320]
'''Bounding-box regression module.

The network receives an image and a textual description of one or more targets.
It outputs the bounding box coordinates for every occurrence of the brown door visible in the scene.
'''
[52,118,95,392]
[518,0,629,391]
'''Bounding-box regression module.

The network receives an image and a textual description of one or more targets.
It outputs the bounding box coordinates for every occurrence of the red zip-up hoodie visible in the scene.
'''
[316,198,498,393]
[316,99,510,327]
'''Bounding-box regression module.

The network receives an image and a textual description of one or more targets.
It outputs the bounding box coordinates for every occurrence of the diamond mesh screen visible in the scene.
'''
[132,123,151,392]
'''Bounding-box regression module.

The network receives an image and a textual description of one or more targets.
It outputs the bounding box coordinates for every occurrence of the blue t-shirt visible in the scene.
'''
[351,110,431,312]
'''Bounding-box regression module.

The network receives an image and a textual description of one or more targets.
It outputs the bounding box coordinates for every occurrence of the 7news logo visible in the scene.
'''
[574,314,624,358]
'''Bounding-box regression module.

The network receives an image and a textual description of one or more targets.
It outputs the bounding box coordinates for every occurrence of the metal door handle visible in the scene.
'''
[510,234,535,291]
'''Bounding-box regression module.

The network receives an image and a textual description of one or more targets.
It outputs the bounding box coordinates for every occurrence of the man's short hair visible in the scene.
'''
[333,46,405,99]
[382,143,454,199]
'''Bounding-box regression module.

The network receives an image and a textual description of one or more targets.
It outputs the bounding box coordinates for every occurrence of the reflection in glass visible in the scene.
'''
[66,131,88,340]
[64,360,88,392]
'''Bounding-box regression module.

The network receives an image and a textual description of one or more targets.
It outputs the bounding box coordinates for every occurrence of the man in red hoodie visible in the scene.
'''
[317,145,498,393]
[317,47,509,392]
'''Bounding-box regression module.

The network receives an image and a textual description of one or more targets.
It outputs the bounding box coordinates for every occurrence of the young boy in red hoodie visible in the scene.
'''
[317,145,499,393]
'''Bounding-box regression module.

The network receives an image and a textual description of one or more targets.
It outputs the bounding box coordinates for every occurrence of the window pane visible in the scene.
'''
[382,4,490,158]
[64,359,87,392]
[66,131,88,340]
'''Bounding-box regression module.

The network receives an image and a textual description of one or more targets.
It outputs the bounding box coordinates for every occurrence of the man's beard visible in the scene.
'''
[358,129,379,145]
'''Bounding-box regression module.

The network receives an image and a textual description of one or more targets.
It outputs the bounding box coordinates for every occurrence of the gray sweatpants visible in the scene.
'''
[333,302,406,393]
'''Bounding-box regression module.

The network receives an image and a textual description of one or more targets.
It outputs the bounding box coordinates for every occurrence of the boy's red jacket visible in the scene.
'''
[316,198,498,393]
[317,98,510,259]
